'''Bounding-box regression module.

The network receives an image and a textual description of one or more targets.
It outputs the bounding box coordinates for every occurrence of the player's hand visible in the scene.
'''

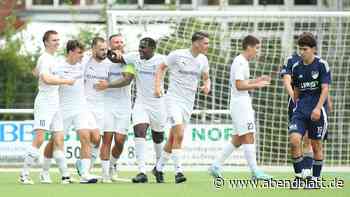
[95,80,109,91]
[200,84,210,95]
[65,79,75,86]
[311,107,321,121]
[257,75,271,82]
[256,80,270,88]
[154,86,162,97]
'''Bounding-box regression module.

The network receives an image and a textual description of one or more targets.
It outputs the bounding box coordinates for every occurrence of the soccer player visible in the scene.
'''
[117,37,167,183]
[94,34,135,183]
[208,35,272,180]
[153,31,211,184]
[56,40,99,183]
[280,45,333,179]
[289,33,331,187]
[76,37,109,174]
[19,30,75,184]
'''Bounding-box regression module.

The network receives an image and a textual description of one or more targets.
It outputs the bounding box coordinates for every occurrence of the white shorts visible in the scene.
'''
[132,99,166,132]
[90,109,104,134]
[62,112,97,132]
[230,97,256,136]
[165,99,192,127]
[34,110,63,132]
[104,111,130,135]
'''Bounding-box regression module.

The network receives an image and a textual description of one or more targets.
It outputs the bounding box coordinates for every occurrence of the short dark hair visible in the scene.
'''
[298,32,317,48]
[42,30,58,46]
[242,35,260,50]
[109,33,123,41]
[139,37,156,49]
[66,40,84,54]
[91,37,106,48]
[191,31,209,42]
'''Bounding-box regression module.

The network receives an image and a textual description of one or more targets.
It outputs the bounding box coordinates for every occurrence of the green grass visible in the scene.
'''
[1,171,349,197]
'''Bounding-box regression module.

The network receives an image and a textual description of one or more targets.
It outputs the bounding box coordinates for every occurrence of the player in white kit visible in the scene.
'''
[127,38,167,183]
[56,40,99,183]
[94,34,135,182]
[75,37,109,174]
[19,31,75,184]
[209,35,272,180]
[153,32,211,184]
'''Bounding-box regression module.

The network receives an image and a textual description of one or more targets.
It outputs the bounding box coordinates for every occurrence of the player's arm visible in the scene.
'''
[311,84,329,121]
[282,74,294,101]
[236,76,270,91]
[200,71,211,95]
[32,67,39,78]
[95,64,135,90]
[154,63,168,97]
[41,73,74,86]
[327,95,333,113]
[293,86,300,104]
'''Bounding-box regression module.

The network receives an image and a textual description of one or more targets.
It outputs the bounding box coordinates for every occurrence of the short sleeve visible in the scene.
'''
[234,61,246,81]
[37,56,50,76]
[201,56,209,73]
[165,51,177,68]
[319,60,331,85]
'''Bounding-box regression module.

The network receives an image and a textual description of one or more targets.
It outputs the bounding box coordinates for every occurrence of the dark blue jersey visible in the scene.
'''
[280,53,301,78]
[291,56,331,110]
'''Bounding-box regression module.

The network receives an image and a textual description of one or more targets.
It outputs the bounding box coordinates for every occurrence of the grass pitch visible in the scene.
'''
[1,171,348,197]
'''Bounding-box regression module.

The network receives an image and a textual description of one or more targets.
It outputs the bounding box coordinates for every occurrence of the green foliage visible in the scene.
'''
[0,14,37,120]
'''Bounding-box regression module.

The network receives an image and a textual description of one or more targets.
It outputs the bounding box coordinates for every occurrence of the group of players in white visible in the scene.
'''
[19,30,329,188]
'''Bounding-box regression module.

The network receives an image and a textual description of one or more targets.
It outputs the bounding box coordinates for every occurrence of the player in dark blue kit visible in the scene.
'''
[289,33,331,188]
[281,49,333,179]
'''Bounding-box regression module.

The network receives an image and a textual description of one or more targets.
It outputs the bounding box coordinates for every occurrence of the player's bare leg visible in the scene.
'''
[89,129,101,171]
[110,133,126,181]
[289,132,305,187]
[78,129,97,183]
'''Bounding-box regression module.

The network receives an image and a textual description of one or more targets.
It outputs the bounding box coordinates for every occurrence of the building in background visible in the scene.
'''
[16,0,350,23]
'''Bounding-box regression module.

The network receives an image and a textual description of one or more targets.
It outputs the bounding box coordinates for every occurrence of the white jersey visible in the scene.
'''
[35,51,60,109]
[165,49,209,110]
[104,60,133,112]
[229,54,250,99]
[123,52,166,103]
[84,57,110,106]
[56,60,88,117]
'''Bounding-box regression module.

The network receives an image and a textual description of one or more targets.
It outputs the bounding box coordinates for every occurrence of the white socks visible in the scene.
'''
[134,137,146,174]
[242,144,258,173]
[153,142,163,163]
[53,150,69,177]
[81,159,91,176]
[156,150,171,172]
[172,149,183,174]
[101,160,110,177]
[213,143,235,167]
[22,146,40,176]
[42,157,52,172]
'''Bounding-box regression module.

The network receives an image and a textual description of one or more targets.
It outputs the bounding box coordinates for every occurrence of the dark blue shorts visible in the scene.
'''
[289,106,328,140]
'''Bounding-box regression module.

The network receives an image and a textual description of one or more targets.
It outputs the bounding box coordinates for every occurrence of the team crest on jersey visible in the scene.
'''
[311,71,319,79]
